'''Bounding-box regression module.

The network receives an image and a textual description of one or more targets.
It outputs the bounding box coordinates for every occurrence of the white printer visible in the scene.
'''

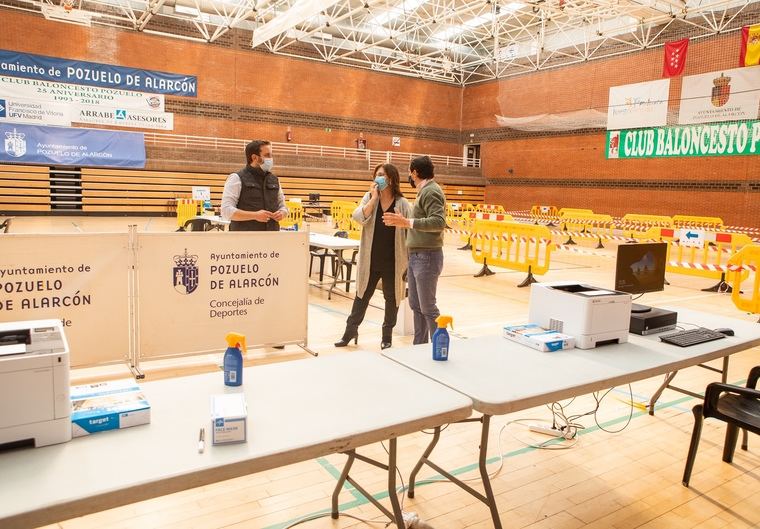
[0,319,72,448]
[528,282,631,349]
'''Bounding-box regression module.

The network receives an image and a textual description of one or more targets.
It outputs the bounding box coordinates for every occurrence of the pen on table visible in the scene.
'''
[198,427,205,453]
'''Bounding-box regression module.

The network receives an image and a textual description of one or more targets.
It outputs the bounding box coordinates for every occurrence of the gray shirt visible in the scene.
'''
[220,172,289,221]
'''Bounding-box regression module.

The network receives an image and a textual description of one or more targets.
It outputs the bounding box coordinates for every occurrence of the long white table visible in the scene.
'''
[0,352,472,529]
[383,308,760,529]
[308,232,360,299]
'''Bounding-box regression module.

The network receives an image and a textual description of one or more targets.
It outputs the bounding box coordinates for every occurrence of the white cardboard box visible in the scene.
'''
[503,323,576,352]
[210,393,247,445]
[70,379,150,437]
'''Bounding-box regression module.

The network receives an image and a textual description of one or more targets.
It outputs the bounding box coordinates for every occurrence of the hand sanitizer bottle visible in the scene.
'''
[223,332,246,386]
[432,316,453,361]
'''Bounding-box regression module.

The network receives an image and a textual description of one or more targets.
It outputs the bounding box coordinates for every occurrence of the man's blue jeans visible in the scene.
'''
[407,249,443,344]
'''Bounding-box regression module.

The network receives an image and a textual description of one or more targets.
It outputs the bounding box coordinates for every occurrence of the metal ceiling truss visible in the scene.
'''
[1,0,758,84]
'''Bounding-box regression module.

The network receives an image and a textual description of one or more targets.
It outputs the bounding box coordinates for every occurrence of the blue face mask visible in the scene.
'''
[260,158,274,172]
[374,175,388,191]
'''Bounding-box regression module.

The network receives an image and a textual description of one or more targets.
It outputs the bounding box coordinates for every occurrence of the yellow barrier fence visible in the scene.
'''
[471,220,554,287]
[330,200,361,238]
[666,231,753,292]
[280,200,304,231]
[531,205,559,217]
[558,213,615,248]
[558,208,593,218]
[176,198,201,230]
[672,215,723,231]
[475,204,506,213]
[728,244,760,320]
[620,214,674,239]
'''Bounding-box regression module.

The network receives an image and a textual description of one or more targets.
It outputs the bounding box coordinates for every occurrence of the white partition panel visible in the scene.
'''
[137,231,309,359]
[0,233,131,367]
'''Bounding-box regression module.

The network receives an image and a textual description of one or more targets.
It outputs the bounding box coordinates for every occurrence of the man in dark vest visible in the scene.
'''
[221,140,288,231]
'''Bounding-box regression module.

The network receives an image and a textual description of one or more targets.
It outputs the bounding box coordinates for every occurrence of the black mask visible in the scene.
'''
[408,174,416,188]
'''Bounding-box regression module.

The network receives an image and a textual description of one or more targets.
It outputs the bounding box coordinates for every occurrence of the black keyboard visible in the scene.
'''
[659,327,726,347]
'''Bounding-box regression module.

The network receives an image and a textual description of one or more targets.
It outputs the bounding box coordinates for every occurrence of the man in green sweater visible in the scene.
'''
[383,155,446,344]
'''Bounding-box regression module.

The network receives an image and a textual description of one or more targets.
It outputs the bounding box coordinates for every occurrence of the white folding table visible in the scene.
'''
[308,232,360,299]
[0,352,472,529]
[383,308,760,529]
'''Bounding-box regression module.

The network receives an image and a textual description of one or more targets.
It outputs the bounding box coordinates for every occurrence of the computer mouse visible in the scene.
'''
[714,328,734,336]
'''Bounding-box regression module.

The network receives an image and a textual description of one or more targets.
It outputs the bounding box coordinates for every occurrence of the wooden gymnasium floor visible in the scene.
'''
[9,215,760,529]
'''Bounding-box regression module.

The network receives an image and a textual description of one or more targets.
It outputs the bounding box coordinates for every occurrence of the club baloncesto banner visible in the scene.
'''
[606,120,760,159]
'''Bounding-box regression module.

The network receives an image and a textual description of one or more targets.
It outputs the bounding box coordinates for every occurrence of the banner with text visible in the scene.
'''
[0,49,197,96]
[679,67,760,125]
[607,79,670,130]
[606,120,760,158]
[0,75,165,110]
[0,96,71,126]
[0,233,131,367]
[73,105,174,131]
[0,123,146,167]
[137,231,309,359]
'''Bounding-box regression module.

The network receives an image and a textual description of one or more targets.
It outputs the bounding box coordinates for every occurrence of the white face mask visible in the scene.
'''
[260,158,274,172]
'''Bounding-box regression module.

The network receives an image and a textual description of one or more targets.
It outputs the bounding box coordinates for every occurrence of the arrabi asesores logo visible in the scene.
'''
[173,248,199,294]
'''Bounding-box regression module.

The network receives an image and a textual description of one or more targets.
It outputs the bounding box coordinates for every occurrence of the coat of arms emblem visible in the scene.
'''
[711,73,731,108]
[173,249,199,294]
[4,129,26,158]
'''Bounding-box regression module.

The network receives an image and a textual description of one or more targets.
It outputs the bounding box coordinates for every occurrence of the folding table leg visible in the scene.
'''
[478,415,503,529]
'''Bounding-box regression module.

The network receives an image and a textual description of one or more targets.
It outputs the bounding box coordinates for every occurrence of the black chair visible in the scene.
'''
[333,231,358,292]
[183,218,214,232]
[309,246,334,282]
[682,365,760,487]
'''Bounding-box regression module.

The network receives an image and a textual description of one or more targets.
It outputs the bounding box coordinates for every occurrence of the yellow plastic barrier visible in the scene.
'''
[470,220,554,287]
[446,202,464,220]
[636,226,678,242]
[666,231,752,291]
[558,213,615,247]
[468,212,514,222]
[330,200,361,234]
[280,200,303,230]
[728,244,760,317]
[558,208,593,218]
[620,214,673,238]
[176,198,201,230]
[530,205,559,217]
[475,204,506,214]
[672,215,723,231]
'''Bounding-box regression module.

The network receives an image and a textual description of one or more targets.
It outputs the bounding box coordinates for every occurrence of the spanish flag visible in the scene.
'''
[739,24,760,66]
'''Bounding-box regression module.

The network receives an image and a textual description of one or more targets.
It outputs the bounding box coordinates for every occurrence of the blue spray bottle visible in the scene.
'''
[432,315,453,361]
[223,332,246,386]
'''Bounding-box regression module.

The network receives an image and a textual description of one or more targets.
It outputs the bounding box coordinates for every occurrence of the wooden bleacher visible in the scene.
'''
[0,165,51,213]
[1,165,485,214]
[80,169,485,214]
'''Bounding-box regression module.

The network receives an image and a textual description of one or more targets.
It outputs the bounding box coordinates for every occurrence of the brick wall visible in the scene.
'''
[0,9,463,157]
[463,32,760,227]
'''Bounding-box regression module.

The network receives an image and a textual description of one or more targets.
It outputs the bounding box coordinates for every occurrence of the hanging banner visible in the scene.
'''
[607,79,670,130]
[73,105,174,131]
[137,232,309,359]
[0,123,146,167]
[0,96,71,126]
[0,233,131,367]
[678,67,760,125]
[0,75,165,110]
[606,120,760,159]
[0,49,197,97]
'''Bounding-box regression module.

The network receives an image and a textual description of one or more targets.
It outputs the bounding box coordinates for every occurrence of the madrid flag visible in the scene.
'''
[663,38,689,77]
[739,24,760,67]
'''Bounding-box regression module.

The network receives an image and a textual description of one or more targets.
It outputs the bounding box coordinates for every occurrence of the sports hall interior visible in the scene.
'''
[1,1,759,528]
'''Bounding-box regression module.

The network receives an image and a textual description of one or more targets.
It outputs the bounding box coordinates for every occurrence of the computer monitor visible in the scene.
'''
[614,242,667,312]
